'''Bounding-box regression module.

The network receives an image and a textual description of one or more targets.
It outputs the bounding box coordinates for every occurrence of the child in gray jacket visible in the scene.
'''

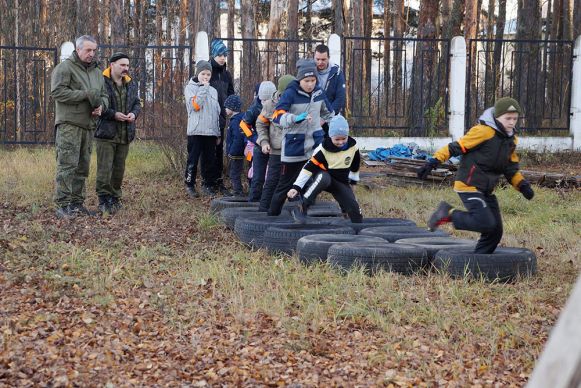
[184,60,221,197]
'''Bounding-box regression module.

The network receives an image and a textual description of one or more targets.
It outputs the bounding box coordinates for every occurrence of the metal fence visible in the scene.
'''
[343,36,451,137]
[218,37,324,107]
[0,36,575,145]
[466,38,574,133]
[0,46,57,144]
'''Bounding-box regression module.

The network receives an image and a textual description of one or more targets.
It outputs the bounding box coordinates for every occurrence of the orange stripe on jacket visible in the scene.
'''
[310,157,327,171]
[240,120,254,137]
[272,109,286,120]
[258,114,270,124]
[192,96,201,111]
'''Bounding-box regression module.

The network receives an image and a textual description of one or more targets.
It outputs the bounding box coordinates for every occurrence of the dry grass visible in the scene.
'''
[1,141,580,384]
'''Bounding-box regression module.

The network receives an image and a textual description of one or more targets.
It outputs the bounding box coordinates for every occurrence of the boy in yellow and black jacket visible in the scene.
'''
[417,97,534,254]
[287,115,362,223]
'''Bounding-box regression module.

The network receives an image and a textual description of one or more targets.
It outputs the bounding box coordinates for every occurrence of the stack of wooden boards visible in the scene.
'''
[363,156,579,188]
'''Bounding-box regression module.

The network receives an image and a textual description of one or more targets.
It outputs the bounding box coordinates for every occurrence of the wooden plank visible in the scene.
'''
[527,274,581,388]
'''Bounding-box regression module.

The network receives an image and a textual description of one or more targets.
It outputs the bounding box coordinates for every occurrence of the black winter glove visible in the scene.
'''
[519,180,535,200]
[417,158,439,179]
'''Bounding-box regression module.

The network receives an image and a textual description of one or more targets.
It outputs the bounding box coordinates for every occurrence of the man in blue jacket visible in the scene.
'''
[314,44,346,136]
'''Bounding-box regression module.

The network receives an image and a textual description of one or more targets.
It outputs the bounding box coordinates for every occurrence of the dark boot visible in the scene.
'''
[98,195,112,214]
[427,201,453,231]
[108,196,122,214]
[70,203,97,217]
[55,205,76,219]
[186,186,200,198]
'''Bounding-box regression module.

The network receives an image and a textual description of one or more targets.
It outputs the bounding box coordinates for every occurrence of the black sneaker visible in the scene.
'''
[55,205,75,219]
[201,185,217,196]
[216,183,232,196]
[291,202,308,224]
[186,186,199,198]
[427,201,452,231]
[69,203,96,217]
[109,197,123,213]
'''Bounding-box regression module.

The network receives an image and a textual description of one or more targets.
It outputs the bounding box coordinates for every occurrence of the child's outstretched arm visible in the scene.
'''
[503,136,534,199]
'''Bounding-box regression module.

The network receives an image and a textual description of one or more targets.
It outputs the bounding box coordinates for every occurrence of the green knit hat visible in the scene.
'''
[277,74,296,94]
[494,97,522,118]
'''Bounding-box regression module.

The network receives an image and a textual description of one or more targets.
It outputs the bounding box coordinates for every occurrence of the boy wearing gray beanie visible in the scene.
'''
[287,115,362,223]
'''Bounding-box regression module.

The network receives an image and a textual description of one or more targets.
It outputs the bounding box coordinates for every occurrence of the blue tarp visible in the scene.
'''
[367,143,429,162]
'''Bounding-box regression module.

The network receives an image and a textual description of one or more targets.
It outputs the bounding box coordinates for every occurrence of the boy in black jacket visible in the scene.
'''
[287,115,362,223]
[417,97,535,254]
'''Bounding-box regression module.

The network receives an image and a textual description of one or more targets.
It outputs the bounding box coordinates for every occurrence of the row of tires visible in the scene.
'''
[210,197,537,282]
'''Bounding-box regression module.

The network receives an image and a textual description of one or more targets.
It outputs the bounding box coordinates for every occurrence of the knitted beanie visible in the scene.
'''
[277,74,296,94]
[258,81,277,102]
[329,115,349,137]
[494,97,522,117]
[296,58,317,80]
[224,94,242,112]
[195,60,212,76]
[210,38,228,57]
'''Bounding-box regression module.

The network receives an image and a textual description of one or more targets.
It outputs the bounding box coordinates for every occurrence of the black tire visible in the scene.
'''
[210,196,259,214]
[395,237,476,261]
[433,247,537,282]
[263,224,355,254]
[234,215,295,248]
[329,217,417,234]
[360,226,449,242]
[327,242,428,275]
[283,200,340,212]
[219,207,267,229]
[297,234,387,265]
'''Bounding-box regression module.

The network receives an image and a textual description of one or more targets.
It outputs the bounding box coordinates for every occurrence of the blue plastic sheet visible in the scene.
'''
[367,143,429,162]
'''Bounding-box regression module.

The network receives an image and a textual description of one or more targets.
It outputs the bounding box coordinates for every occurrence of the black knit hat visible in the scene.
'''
[296,58,317,80]
[109,52,129,63]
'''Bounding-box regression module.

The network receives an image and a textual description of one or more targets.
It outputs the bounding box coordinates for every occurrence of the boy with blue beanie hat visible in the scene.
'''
[287,114,363,223]
[224,94,247,196]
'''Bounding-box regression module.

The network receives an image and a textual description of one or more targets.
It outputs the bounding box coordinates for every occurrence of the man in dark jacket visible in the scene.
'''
[51,35,109,218]
[314,44,346,136]
[94,52,142,214]
[209,38,235,195]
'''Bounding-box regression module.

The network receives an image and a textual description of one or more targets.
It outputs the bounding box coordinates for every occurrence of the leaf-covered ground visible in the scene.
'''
[1,144,579,386]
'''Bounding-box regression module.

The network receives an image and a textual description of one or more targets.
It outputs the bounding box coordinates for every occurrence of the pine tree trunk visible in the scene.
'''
[383,0,392,119]
[265,0,289,80]
[334,0,344,35]
[409,0,438,135]
[241,0,258,105]
[228,0,235,67]
[288,0,299,74]
[574,0,581,38]
[492,0,506,99]
[515,0,543,131]
[111,0,125,45]
[484,0,496,107]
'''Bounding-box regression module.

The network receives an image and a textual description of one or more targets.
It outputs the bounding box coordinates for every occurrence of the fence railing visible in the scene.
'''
[0,35,577,145]
[0,46,57,144]
[466,38,574,134]
[343,36,450,137]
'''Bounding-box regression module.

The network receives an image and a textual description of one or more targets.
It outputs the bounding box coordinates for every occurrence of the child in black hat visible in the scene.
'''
[224,94,247,196]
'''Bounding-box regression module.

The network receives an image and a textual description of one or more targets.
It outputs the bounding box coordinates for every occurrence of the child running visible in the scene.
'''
[287,115,362,223]
[417,97,535,253]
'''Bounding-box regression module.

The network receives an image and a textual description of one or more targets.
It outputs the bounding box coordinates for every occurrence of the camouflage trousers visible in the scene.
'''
[54,123,93,207]
[95,139,129,199]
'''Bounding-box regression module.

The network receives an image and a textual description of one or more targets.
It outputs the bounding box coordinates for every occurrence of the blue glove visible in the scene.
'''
[294,112,308,123]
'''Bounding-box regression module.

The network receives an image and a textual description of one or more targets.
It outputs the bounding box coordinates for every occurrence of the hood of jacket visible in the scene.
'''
[478,107,514,137]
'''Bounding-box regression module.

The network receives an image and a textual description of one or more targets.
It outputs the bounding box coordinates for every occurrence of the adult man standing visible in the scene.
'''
[314,44,346,135]
[51,35,108,218]
[94,52,141,214]
[209,38,235,195]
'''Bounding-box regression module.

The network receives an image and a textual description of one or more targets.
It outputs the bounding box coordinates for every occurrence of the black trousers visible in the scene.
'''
[451,192,503,254]
[259,153,282,212]
[213,127,225,185]
[303,171,362,223]
[268,161,305,216]
[185,135,218,188]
